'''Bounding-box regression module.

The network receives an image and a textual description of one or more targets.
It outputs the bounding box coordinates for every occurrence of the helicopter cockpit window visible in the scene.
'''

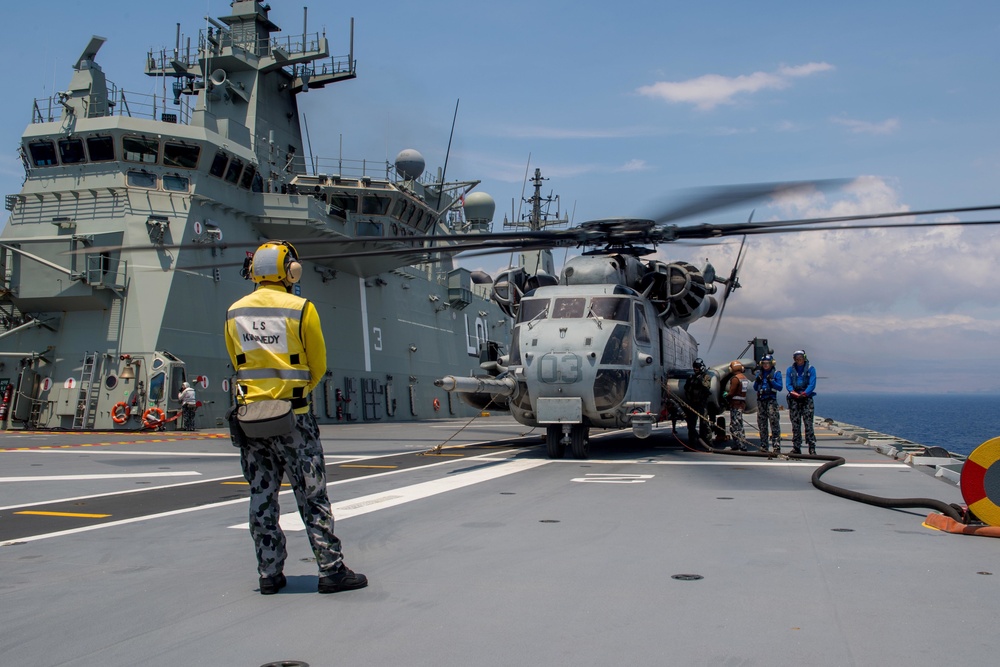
[600,324,633,365]
[552,297,586,319]
[634,303,651,344]
[516,298,549,323]
[589,297,630,322]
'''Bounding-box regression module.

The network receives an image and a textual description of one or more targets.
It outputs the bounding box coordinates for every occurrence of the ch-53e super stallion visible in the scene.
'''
[73,171,1000,455]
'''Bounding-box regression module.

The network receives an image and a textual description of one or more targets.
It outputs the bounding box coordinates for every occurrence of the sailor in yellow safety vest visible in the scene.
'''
[225,240,367,595]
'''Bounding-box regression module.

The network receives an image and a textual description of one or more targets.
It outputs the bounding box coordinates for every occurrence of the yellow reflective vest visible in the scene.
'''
[225,284,327,414]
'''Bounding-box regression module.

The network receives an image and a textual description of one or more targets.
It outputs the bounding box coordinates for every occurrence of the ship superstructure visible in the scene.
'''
[0,1,508,430]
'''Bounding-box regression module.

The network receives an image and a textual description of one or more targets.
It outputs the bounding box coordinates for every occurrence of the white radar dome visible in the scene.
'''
[463,191,496,223]
[394,149,425,180]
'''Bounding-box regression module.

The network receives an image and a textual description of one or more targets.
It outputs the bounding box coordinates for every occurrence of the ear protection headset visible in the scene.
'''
[249,240,302,285]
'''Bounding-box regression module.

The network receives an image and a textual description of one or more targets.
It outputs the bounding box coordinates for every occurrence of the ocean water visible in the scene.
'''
[815,393,999,457]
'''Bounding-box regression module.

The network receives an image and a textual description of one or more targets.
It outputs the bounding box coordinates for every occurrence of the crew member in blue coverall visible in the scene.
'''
[785,350,817,454]
[753,354,783,453]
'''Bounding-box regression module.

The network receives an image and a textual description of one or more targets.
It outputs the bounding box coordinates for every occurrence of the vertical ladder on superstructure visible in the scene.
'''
[73,352,99,430]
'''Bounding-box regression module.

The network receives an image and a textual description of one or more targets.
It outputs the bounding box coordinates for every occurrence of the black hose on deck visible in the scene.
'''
[692,435,966,523]
[807,452,965,522]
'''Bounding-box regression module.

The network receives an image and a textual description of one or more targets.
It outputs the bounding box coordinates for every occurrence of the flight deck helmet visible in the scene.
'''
[693,358,706,372]
[250,241,302,285]
[729,360,744,373]
[760,354,774,366]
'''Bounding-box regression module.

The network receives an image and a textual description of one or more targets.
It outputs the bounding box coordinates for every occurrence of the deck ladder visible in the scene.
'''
[72,352,99,430]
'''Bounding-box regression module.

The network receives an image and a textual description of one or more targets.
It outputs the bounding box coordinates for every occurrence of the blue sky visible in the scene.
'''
[3,1,1000,393]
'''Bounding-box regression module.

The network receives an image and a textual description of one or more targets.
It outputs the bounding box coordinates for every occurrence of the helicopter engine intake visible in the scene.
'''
[640,260,718,327]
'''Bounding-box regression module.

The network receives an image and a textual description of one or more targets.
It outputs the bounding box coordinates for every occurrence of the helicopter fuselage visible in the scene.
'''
[505,283,698,431]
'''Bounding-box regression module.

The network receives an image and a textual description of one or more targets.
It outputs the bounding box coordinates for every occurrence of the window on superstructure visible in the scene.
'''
[123,136,159,164]
[163,142,201,169]
[239,165,256,190]
[362,195,390,215]
[209,151,229,178]
[86,136,115,162]
[329,194,357,217]
[58,139,86,164]
[27,141,57,167]
[163,174,189,192]
[224,159,243,185]
[391,198,406,219]
[127,170,157,189]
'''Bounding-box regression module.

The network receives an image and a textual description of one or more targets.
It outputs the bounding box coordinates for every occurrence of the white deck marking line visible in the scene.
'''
[0,449,528,543]
[544,459,910,468]
[0,472,202,482]
[2,449,241,457]
[230,457,551,531]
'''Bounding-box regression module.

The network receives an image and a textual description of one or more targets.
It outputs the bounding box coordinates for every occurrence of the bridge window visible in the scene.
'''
[362,195,390,215]
[86,136,115,162]
[590,297,630,321]
[28,141,57,167]
[163,174,189,192]
[123,136,159,164]
[163,142,201,169]
[127,170,157,189]
[209,151,229,178]
[58,138,86,164]
[239,164,256,190]
[224,159,243,185]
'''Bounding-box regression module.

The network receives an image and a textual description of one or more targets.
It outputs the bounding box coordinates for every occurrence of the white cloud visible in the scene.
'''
[831,116,901,135]
[671,176,1000,391]
[637,62,834,110]
[614,159,651,173]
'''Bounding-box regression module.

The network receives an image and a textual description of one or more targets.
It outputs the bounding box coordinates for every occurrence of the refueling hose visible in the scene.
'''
[687,434,968,523]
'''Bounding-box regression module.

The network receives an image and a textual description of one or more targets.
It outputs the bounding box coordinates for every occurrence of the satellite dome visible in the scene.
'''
[395,149,425,180]
[463,191,496,223]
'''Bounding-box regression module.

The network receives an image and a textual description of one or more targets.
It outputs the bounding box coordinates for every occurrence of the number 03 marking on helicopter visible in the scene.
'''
[571,474,655,484]
[538,353,583,383]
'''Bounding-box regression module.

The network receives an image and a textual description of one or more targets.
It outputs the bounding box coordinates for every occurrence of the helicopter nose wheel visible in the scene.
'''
[570,424,590,459]
[545,424,590,459]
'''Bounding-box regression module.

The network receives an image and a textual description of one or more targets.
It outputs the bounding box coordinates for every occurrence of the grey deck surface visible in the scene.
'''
[0,414,994,667]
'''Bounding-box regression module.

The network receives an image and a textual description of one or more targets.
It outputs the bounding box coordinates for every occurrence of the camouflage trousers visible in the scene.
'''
[728,403,750,450]
[180,405,196,431]
[788,397,816,452]
[239,412,344,578]
[756,399,781,449]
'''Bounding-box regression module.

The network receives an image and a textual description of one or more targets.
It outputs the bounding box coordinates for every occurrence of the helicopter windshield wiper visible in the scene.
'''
[586,304,604,330]
[525,307,549,330]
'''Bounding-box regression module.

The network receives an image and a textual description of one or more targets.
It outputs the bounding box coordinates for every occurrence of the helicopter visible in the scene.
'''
[423,174,1000,459]
[69,173,1000,454]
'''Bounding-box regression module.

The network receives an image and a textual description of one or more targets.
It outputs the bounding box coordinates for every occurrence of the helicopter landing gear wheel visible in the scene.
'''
[546,425,566,459]
[570,424,589,459]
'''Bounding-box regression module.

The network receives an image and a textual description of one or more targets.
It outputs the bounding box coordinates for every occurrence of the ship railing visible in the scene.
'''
[149,29,348,71]
[31,85,193,125]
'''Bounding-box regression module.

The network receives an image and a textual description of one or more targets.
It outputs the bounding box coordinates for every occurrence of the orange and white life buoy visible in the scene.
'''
[432,398,441,411]
[111,402,130,424]
[142,407,166,428]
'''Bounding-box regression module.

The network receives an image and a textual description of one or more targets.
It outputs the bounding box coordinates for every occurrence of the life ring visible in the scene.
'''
[111,402,130,424]
[142,407,166,428]
[432,398,441,411]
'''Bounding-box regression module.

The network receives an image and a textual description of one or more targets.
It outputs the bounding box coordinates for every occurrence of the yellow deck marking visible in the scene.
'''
[339,464,398,469]
[15,510,111,519]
